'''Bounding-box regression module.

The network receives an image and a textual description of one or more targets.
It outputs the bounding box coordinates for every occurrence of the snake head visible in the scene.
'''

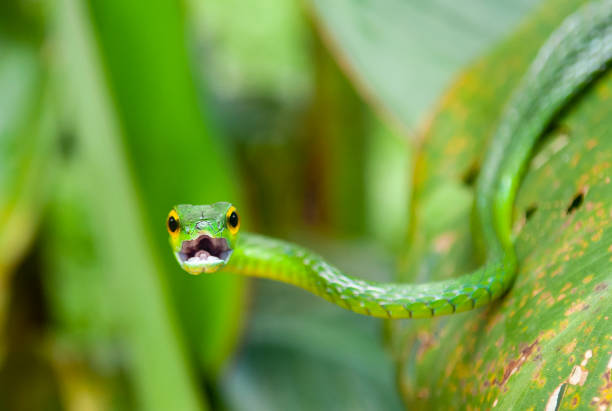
[167,202,240,274]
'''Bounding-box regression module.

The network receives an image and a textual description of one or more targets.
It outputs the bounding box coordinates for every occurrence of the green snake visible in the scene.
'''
[168,1,612,319]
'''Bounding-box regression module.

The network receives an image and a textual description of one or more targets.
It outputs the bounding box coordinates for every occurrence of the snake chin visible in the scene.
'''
[177,234,232,274]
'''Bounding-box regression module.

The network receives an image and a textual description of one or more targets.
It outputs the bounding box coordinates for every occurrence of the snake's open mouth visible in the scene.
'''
[177,234,232,274]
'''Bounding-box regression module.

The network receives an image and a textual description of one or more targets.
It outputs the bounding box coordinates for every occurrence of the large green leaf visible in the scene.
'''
[391,0,612,408]
[306,0,541,130]
[50,0,205,409]
[82,0,246,375]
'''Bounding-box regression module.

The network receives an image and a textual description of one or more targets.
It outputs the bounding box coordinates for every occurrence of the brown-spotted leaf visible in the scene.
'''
[392,0,612,409]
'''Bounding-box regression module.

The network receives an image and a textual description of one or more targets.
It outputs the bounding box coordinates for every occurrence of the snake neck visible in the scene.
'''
[225,233,515,319]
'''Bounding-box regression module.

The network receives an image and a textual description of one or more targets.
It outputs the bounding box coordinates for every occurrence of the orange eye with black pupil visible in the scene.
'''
[167,209,180,236]
[226,206,240,235]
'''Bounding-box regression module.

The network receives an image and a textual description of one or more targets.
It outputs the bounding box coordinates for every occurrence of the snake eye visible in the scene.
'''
[168,216,178,232]
[228,212,238,228]
[167,209,180,236]
[226,206,240,235]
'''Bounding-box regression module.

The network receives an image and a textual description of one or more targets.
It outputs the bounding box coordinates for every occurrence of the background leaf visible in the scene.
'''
[85,0,246,375]
[49,0,205,408]
[307,0,542,131]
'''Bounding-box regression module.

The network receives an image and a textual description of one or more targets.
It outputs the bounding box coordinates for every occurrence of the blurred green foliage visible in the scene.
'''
[5,0,608,410]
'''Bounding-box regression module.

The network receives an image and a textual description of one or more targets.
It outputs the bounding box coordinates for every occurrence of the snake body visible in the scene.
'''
[168,1,612,319]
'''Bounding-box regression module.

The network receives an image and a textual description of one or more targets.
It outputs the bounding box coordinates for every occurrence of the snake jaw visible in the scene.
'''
[176,233,233,274]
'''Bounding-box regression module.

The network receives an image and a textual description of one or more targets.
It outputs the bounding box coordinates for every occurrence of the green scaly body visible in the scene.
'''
[168,1,612,319]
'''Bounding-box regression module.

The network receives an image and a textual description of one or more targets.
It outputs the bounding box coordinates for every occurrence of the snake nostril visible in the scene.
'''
[196,221,211,231]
